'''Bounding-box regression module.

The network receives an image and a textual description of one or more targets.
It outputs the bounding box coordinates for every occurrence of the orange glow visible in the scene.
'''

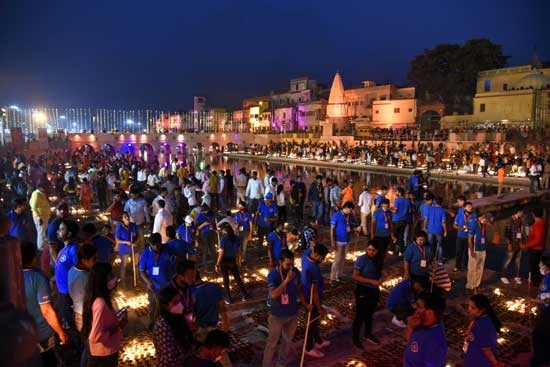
[160,134,166,141]
[74,134,81,140]
[119,134,125,141]
[130,134,136,141]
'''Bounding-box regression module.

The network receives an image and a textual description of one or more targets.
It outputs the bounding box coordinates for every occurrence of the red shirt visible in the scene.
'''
[525,219,547,251]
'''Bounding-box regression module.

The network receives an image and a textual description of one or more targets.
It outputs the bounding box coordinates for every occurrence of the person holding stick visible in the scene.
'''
[115,212,138,285]
[263,249,312,367]
[301,243,329,359]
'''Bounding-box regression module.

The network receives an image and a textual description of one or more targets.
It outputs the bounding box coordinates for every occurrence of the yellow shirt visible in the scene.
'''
[29,189,50,220]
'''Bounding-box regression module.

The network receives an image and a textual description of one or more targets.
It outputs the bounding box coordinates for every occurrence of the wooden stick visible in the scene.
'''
[131,232,137,288]
[300,285,315,367]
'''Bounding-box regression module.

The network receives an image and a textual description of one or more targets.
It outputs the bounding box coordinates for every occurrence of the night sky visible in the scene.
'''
[0,0,547,110]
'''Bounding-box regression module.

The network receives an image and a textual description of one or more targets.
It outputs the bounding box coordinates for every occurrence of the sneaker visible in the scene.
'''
[500,277,510,285]
[365,334,381,345]
[352,340,365,350]
[305,349,325,358]
[241,296,249,302]
[224,299,232,305]
[398,252,403,257]
[392,316,407,328]
[387,250,394,256]
[314,340,331,349]
[453,267,459,273]
[514,277,522,285]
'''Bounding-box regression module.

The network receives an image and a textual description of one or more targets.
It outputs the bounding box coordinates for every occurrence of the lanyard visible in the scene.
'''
[383,210,390,223]
[276,231,286,247]
[416,243,426,260]
[480,222,485,238]
[278,266,287,294]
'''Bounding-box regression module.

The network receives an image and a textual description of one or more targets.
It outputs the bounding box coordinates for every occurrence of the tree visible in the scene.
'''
[408,39,509,114]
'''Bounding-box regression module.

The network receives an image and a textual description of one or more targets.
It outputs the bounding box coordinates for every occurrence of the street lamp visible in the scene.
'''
[126,119,134,133]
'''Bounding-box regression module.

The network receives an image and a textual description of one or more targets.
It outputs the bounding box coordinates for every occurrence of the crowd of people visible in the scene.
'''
[1,145,550,367]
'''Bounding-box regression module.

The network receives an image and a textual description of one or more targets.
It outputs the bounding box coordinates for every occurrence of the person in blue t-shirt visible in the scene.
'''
[301,243,330,359]
[215,223,248,304]
[267,220,288,268]
[404,231,432,284]
[352,241,382,350]
[115,212,138,282]
[423,196,447,263]
[54,219,80,328]
[387,277,427,328]
[391,187,411,256]
[256,193,278,247]
[7,197,32,242]
[196,204,218,267]
[453,200,475,272]
[22,241,68,364]
[234,201,253,264]
[330,201,359,284]
[194,274,228,332]
[403,292,447,367]
[374,186,388,208]
[404,191,418,254]
[177,215,197,250]
[466,212,492,293]
[82,222,115,264]
[464,294,504,367]
[166,224,196,263]
[263,249,311,367]
[371,198,394,270]
[139,232,175,328]
[46,202,70,272]
[532,256,550,366]
[418,193,433,223]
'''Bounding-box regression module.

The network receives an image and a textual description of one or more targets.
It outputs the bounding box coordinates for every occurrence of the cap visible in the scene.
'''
[265,192,274,199]
[184,215,193,224]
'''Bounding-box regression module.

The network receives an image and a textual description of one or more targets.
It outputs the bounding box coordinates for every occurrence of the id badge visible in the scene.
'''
[152,266,160,276]
[480,237,485,245]
[281,294,289,305]
[420,259,427,268]
[516,232,522,239]
[239,225,244,232]
[462,340,469,353]
[384,223,389,229]
[346,225,351,233]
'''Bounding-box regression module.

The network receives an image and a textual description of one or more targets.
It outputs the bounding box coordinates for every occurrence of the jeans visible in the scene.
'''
[200,230,218,266]
[57,293,74,329]
[455,237,469,270]
[220,259,248,302]
[262,315,298,367]
[352,286,380,341]
[466,250,486,290]
[374,236,391,272]
[392,220,407,253]
[530,176,539,193]
[305,307,323,351]
[428,233,444,262]
[34,216,48,251]
[529,249,544,287]
[330,242,348,281]
[87,352,118,367]
[312,201,324,223]
[238,230,250,261]
[501,249,522,278]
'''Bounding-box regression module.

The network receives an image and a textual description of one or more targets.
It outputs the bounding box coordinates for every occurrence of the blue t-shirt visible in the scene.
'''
[404,322,447,367]
[165,238,195,258]
[234,211,253,232]
[404,242,432,277]
[257,201,278,228]
[331,210,352,243]
[23,268,55,341]
[138,247,174,291]
[220,235,240,259]
[267,267,301,317]
[393,197,410,222]
[454,208,477,239]
[468,220,487,251]
[419,203,431,221]
[7,210,31,241]
[194,282,224,327]
[464,315,497,367]
[426,206,446,235]
[115,223,138,255]
[92,235,114,264]
[387,279,415,311]
[176,224,196,244]
[354,254,380,289]
[301,255,324,301]
[196,212,215,236]
[46,219,64,248]
[68,267,89,314]
[410,175,420,192]
[538,274,550,312]
[267,230,287,263]
[375,194,385,208]
[55,242,79,294]
[406,201,417,224]
[373,208,392,237]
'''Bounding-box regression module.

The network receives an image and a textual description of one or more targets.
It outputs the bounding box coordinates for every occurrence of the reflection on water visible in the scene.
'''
[192,154,518,206]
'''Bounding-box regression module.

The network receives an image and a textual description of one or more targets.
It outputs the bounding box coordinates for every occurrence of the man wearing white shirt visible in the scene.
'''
[235,167,248,204]
[218,173,226,213]
[153,199,173,244]
[152,187,173,216]
[137,167,148,186]
[245,171,264,213]
[264,177,278,200]
[357,185,373,236]
[183,179,199,209]
[147,172,159,188]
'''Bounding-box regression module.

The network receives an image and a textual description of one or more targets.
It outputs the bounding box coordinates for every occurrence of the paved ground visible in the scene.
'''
[113,227,535,367]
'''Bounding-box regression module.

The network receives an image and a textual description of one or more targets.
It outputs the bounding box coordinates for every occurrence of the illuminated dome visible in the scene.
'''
[327,71,347,118]
[515,71,550,90]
